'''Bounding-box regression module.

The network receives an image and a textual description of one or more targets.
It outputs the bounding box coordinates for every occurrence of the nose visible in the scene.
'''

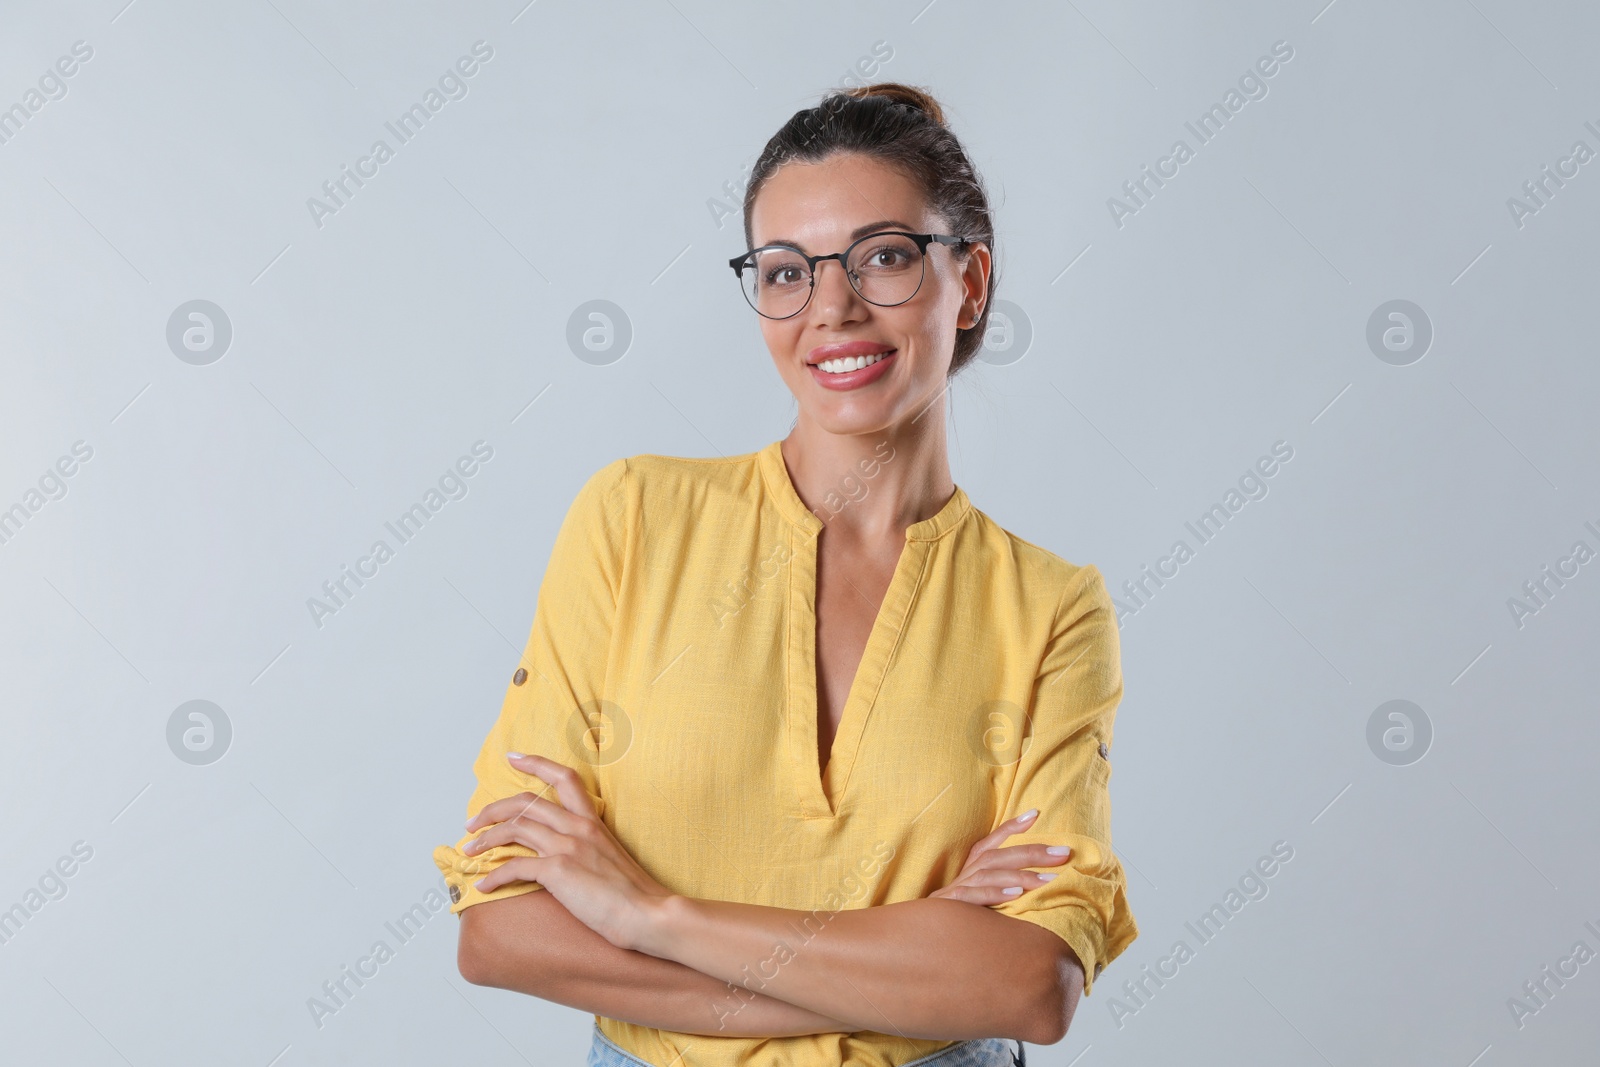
[807,256,863,319]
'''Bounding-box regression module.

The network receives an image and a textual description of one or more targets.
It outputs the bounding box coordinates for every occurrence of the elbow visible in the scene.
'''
[1020,942,1084,1046]
[1025,1007,1071,1048]
[457,911,501,988]
[456,890,590,1001]
[1021,994,1070,1047]
[457,904,544,993]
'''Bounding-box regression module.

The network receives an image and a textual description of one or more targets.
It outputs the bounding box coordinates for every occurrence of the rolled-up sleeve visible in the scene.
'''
[432,457,629,916]
[989,563,1138,996]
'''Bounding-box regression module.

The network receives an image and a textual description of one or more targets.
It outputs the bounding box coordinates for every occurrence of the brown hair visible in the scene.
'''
[740,83,998,378]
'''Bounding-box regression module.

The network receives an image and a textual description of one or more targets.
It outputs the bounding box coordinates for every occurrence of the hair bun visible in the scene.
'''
[839,82,946,127]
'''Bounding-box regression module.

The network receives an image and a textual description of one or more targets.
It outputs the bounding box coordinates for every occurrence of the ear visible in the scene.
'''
[955,241,992,331]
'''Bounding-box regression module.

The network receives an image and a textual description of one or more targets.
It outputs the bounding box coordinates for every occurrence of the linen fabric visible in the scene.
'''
[433,440,1137,1067]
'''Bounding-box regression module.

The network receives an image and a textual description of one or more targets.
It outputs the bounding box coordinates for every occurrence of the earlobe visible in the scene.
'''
[959,297,987,331]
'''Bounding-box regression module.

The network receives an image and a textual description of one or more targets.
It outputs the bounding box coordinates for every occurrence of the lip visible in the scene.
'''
[807,340,895,364]
[807,348,897,391]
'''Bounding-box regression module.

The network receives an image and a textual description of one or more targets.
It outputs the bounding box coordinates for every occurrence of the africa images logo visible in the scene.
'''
[1107,40,1295,228]
[305,41,495,229]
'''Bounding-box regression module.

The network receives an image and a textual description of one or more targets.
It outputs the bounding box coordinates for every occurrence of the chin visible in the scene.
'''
[803,400,901,436]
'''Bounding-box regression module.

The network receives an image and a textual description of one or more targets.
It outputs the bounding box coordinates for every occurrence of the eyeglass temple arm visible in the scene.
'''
[730,234,969,274]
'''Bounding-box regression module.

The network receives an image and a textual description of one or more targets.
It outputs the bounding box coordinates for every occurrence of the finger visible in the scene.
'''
[468,789,582,835]
[462,817,566,862]
[467,791,542,831]
[962,809,1040,863]
[506,751,599,821]
[951,867,1059,890]
[473,856,550,893]
[965,843,1073,872]
[934,883,1040,906]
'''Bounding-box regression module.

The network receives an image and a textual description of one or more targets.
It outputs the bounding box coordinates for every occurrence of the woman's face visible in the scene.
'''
[747,151,990,437]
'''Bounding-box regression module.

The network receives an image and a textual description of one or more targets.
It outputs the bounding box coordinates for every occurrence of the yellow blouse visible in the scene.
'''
[433,439,1138,1067]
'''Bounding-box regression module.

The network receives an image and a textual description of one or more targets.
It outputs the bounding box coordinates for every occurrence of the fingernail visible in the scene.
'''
[1018,808,1039,822]
[1003,886,1024,896]
[1037,872,1058,882]
[474,878,487,890]
[507,751,525,760]
[1047,846,1071,855]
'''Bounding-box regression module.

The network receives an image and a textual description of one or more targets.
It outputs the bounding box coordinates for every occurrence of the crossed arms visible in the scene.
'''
[455,785,1085,1045]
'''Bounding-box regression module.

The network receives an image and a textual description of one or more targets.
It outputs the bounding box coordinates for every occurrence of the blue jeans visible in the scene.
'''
[585,1023,1025,1067]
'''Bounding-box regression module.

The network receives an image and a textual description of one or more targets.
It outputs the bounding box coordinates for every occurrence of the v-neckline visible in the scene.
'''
[755,439,971,819]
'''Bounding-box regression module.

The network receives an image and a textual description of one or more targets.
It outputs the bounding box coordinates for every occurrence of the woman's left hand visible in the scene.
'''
[928,808,1071,905]
[462,751,673,950]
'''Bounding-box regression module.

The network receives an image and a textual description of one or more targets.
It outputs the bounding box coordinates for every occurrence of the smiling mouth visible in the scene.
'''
[811,349,896,375]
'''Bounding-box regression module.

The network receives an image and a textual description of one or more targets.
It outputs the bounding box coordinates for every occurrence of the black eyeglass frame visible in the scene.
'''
[727,230,973,320]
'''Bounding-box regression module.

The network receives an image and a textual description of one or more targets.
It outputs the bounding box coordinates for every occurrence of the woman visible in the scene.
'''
[433,83,1138,1067]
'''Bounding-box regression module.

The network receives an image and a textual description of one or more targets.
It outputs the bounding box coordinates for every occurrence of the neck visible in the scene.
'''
[780,406,955,543]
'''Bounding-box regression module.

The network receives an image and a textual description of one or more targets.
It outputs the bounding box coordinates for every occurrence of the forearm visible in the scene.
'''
[459,888,855,1037]
[633,895,1075,1044]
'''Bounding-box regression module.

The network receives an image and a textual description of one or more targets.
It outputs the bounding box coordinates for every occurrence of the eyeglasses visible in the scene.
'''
[728,230,971,320]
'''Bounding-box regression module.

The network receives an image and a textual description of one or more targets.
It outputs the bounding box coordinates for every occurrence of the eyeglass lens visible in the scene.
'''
[740,233,925,318]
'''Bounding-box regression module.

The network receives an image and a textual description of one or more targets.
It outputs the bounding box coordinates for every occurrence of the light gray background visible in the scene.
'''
[2,1,1597,1064]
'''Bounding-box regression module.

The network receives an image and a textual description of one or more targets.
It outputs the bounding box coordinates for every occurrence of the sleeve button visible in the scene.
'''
[448,884,462,903]
[512,668,528,685]
[1097,741,1109,759]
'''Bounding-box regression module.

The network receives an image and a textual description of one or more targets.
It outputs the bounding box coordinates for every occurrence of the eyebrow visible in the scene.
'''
[760,220,914,251]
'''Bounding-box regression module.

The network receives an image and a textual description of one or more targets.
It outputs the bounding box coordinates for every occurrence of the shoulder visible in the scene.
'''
[566,455,630,518]
[612,449,765,507]
[618,449,761,494]
[964,503,1111,617]
[572,449,763,524]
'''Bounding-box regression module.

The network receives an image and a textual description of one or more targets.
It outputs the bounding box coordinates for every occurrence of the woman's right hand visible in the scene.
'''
[927,808,1072,906]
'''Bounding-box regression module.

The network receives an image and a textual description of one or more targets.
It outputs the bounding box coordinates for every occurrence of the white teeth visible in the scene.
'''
[816,351,891,374]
